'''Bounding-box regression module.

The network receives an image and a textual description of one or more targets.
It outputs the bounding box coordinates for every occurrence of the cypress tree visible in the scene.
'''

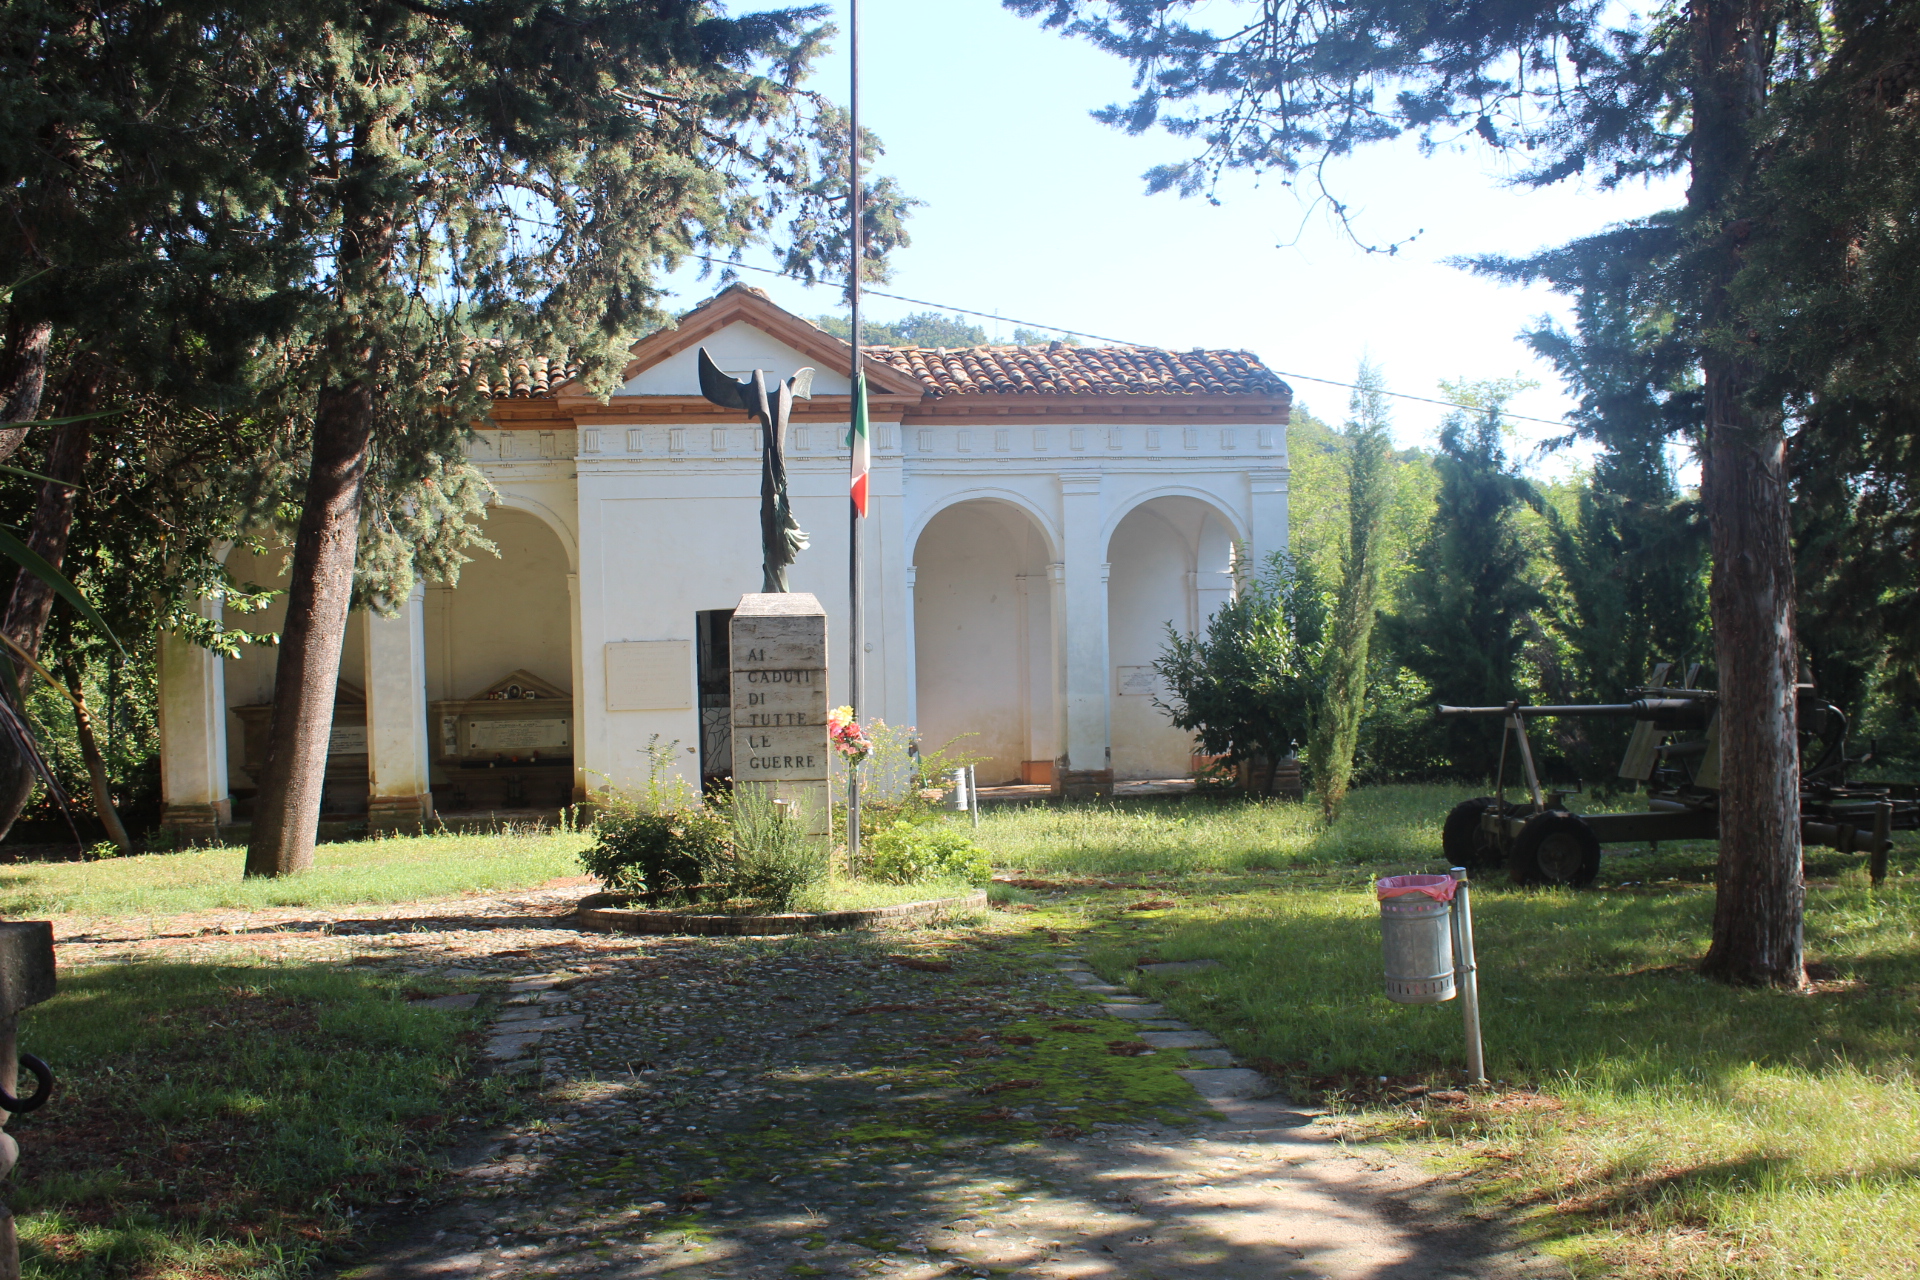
[1306,361,1392,821]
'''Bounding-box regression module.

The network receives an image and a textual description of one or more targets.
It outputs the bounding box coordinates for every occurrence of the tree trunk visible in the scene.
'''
[63,658,131,854]
[1690,0,1806,987]
[241,371,375,877]
[0,416,92,840]
[0,319,52,464]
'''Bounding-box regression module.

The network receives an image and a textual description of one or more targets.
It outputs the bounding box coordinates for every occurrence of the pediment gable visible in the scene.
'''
[471,669,570,702]
[599,284,925,399]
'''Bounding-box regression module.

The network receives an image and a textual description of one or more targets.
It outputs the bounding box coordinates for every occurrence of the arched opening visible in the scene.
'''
[425,506,575,814]
[1107,496,1238,779]
[912,500,1056,785]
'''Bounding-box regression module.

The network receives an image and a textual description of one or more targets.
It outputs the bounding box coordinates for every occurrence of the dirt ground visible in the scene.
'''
[54,886,1567,1280]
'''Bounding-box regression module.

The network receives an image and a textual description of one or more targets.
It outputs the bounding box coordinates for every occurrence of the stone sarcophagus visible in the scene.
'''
[230,680,369,817]
[429,670,574,812]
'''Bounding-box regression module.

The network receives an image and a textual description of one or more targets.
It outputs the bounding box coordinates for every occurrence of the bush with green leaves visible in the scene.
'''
[579,794,730,901]
[865,821,992,886]
[724,784,826,912]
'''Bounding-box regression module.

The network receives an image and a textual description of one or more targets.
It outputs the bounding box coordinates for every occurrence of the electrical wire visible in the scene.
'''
[691,254,1584,431]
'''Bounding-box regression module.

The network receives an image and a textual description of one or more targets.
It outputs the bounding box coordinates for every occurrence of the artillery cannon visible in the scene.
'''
[1437,663,1917,887]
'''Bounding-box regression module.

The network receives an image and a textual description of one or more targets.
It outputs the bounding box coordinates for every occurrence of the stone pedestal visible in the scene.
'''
[0,922,55,1280]
[729,594,830,835]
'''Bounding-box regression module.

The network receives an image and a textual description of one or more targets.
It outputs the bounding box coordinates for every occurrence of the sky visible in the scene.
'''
[662,0,1686,468]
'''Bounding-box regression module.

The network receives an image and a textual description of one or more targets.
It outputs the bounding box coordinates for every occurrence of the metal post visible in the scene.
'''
[1871,799,1893,888]
[845,0,864,870]
[968,764,980,829]
[1449,866,1487,1085]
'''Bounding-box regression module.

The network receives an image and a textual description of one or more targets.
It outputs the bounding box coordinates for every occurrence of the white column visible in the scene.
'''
[567,572,586,804]
[1059,472,1112,797]
[157,598,230,840]
[362,584,434,831]
[903,563,920,732]
[1017,570,1057,779]
[1249,467,1291,572]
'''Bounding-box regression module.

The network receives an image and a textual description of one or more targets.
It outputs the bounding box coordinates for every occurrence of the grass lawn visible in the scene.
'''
[10,960,500,1280]
[0,827,592,919]
[976,785,1920,1280]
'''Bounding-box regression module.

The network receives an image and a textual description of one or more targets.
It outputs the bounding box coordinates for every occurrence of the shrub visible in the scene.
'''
[580,794,730,901]
[865,821,992,886]
[724,784,827,912]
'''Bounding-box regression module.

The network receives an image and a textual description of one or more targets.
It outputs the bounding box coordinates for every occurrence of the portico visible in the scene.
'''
[156,285,1292,832]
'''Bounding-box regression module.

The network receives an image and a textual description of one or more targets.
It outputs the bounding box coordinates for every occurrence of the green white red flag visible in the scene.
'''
[850,371,870,517]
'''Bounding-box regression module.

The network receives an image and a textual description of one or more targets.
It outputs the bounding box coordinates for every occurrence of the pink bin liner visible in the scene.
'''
[1375,873,1457,903]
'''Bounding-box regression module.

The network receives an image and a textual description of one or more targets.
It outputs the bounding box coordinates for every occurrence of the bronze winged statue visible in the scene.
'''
[696,348,815,592]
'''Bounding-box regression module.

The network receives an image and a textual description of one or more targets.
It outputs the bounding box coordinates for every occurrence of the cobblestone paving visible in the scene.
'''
[57,888,1565,1280]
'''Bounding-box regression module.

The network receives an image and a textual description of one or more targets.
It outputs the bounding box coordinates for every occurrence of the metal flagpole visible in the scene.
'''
[846,0,864,868]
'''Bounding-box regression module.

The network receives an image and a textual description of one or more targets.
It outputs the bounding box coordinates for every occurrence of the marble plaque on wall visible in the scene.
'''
[470,718,570,752]
[605,640,692,711]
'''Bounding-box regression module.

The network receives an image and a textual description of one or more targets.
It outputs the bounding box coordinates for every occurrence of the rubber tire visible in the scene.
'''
[1507,811,1601,888]
[1442,797,1507,872]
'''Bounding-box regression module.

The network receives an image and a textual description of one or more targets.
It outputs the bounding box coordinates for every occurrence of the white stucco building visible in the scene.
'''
[156,286,1292,836]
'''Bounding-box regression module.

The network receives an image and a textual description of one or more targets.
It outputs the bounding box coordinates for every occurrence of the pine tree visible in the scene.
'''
[1010,0,1856,985]
[1381,393,1545,782]
[1306,361,1391,821]
[222,0,910,877]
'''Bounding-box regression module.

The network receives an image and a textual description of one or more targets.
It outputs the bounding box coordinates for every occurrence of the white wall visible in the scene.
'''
[1107,497,1238,779]
[425,506,573,703]
[913,501,1052,784]
[620,320,852,396]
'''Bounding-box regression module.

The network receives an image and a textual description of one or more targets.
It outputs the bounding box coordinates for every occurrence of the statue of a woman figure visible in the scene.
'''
[697,348,815,591]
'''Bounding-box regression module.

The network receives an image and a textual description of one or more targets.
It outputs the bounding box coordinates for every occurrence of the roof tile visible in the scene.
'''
[869,343,1287,397]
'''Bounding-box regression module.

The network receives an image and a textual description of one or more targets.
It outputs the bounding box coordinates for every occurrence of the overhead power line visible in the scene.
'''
[690,254,1584,432]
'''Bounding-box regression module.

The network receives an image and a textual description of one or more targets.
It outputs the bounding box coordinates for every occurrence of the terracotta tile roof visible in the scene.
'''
[463,352,579,398]
[869,343,1288,398]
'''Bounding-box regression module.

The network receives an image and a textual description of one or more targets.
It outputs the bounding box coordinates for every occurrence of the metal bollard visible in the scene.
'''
[1377,874,1457,1003]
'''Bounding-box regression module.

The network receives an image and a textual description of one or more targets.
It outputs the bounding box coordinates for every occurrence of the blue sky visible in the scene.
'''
[665,0,1685,466]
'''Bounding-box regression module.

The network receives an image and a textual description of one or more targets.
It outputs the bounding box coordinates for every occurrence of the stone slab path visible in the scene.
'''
[54,889,1564,1280]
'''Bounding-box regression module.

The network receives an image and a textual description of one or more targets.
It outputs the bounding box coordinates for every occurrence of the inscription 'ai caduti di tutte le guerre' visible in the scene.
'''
[729,592,831,833]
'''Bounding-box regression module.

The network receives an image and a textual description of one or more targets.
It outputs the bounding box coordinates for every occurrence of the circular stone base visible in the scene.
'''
[574,889,989,936]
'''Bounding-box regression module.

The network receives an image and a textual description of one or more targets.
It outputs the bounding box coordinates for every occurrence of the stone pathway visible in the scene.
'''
[52,888,1563,1280]
[343,920,1560,1280]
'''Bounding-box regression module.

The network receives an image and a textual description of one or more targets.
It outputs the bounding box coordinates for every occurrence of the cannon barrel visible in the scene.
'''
[1437,703,1642,718]
[1437,699,1714,730]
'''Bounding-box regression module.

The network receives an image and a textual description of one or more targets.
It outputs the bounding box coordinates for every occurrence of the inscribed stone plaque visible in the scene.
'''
[328,724,368,754]
[730,594,829,804]
[605,640,692,711]
[1116,665,1162,697]
[470,718,570,752]
[731,671,827,727]
[731,727,829,780]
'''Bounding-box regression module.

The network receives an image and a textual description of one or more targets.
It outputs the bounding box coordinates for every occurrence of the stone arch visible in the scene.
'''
[911,498,1058,786]
[487,488,580,574]
[907,486,1061,566]
[1105,494,1243,780]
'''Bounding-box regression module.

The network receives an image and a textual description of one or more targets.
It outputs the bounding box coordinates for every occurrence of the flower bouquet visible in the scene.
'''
[827,705,873,764]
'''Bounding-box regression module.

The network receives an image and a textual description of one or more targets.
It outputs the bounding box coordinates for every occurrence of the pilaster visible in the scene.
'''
[362,585,434,832]
[157,598,231,841]
[1056,472,1113,798]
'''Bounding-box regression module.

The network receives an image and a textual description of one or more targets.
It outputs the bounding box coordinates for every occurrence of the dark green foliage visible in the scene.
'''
[580,797,732,901]
[724,783,827,911]
[1305,361,1392,818]
[814,311,986,348]
[1153,554,1328,780]
[1380,398,1544,781]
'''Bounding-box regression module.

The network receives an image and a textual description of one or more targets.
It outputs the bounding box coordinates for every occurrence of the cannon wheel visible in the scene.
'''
[1442,797,1510,872]
[1508,811,1601,887]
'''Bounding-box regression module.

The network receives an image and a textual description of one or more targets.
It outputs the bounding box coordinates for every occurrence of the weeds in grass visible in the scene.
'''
[1000,787,1920,1280]
[11,960,485,1280]
[0,826,590,917]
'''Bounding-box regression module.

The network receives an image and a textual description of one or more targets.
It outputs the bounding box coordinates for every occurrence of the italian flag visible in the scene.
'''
[850,371,870,517]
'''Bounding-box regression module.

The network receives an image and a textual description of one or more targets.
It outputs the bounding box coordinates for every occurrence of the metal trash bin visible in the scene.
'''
[1377,874,1459,1004]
